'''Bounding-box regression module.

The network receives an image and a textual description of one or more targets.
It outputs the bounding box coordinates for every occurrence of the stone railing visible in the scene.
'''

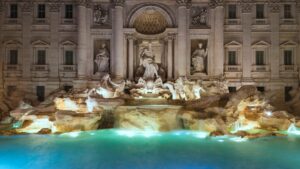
[224,65,242,72]
[4,64,21,71]
[253,18,268,25]
[281,18,296,24]
[252,65,270,72]
[33,18,49,24]
[60,65,76,72]
[225,19,241,25]
[280,65,297,72]
[32,65,49,71]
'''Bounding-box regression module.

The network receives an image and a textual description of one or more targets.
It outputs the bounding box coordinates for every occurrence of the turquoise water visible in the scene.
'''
[0,130,300,169]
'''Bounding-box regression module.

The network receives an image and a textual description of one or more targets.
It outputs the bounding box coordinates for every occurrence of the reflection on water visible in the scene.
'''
[0,130,300,169]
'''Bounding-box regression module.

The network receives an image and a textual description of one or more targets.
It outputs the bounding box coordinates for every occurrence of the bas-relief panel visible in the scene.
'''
[190,39,208,75]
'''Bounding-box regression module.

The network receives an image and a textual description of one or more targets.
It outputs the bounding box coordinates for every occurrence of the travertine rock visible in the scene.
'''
[54,111,102,132]
[114,106,182,131]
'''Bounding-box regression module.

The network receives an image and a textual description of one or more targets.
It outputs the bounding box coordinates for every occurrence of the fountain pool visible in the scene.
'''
[0,130,300,169]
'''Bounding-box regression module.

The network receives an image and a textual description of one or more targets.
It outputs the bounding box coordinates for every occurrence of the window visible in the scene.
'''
[284,50,293,65]
[257,86,265,93]
[256,4,264,19]
[285,86,293,102]
[37,50,46,65]
[65,51,74,65]
[284,4,292,19]
[36,86,45,102]
[228,87,236,93]
[228,51,237,65]
[7,86,16,96]
[65,5,73,19]
[228,5,237,19]
[10,4,18,18]
[256,51,264,65]
[9,50,18,65]
[37,4,46,18]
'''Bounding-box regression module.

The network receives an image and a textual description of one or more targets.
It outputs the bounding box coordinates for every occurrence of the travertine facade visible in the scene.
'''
[0,0,299,102]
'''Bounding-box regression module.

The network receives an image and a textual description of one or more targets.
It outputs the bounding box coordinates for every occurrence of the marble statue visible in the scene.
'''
[191,42,208,73]
[93,5,108,25]
[92,74,125,98]
[139,45,159,80]
[94,43,110,73]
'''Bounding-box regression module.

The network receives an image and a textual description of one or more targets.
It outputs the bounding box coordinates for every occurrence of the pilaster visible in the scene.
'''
[269,2,280,80]
[0,2,4,95]
[240,1,253,81]
[21,2,33,80]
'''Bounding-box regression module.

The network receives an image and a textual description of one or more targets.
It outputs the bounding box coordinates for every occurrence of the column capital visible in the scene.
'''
[48,0,61,12]
[268,0,280,13]
[76,0,92,8]
[209,0,224,9]
[176,0,191,7]
[125,33,136,40]
[21,1,34,13]
[113,0,125,7]
[238,0,253,13]
[165,33,176,41]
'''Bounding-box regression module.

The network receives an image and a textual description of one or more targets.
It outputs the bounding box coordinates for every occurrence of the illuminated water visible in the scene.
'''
[0,130,300,169]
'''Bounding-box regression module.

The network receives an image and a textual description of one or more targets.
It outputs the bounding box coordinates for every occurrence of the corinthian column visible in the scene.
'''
[210,0,224,77]
[112,0,125,80]
[77,2,88,79]
[176,0,190,77]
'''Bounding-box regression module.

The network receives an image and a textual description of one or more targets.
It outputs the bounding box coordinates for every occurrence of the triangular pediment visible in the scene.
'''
[225,41,242,48]
[280,40,297,47]
[2,39,22,46]
[31,40,50,46]
[252,41,270,48]
[60,40,77,46]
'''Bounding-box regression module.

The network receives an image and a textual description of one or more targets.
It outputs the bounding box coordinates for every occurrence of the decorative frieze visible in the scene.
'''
[77,0,92,8]
[209,0,223,9]
[268,0,280,13]
[239,0,253,13]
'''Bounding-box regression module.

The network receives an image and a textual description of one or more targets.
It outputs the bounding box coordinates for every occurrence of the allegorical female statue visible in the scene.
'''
[139,46,159,80]
[191,42,208,73]
[94,43,110,73]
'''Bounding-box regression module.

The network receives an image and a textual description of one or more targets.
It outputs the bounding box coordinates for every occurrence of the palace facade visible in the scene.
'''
[0,0,299,102]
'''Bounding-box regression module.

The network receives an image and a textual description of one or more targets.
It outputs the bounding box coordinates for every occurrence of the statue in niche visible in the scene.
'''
[93,5,108,25]
[94,43,110,73]
[191,7,208,26]
[135,44,166,81]
[191,42,208,74]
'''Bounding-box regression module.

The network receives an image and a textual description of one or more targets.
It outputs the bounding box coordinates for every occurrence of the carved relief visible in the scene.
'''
[239,0,253,13]
[94,40,110,74]
[93,5,109,25]
[191,39,208,75]
[22,1,34,13]
[268,0,280,13]
[48,0,60,12]
[191,7,208,26]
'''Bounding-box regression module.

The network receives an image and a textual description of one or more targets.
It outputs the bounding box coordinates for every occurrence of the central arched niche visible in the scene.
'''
[128,5,174,35]
[133,9,167,35]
